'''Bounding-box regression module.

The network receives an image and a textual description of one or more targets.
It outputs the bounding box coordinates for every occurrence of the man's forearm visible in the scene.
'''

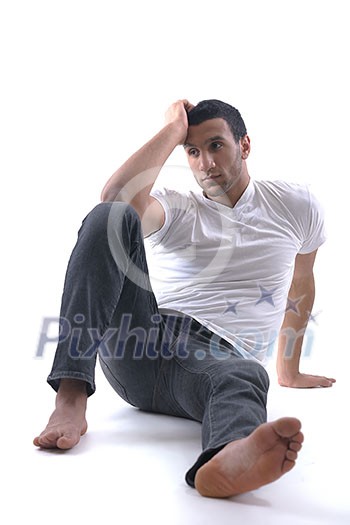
[101,121,185,203]
[277,276,315,383]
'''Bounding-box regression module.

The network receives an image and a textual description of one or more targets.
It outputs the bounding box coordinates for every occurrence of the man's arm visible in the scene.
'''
[101,99,194,237]
[277,250,336,388]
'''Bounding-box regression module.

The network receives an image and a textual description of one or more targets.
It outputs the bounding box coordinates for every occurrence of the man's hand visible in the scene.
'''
[164,99,195,145]
[278,372,336,388]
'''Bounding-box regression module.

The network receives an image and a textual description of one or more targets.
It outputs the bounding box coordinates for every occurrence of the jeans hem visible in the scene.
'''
[47,372,96,396]
[185,432,251,488]
[185,444,227,488]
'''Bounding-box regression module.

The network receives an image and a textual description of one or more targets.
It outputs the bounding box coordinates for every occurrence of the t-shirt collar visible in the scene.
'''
[201,178,254,214]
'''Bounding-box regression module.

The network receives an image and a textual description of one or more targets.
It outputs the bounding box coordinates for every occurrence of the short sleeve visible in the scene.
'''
[147,187,190,247]
[298,187,326,254]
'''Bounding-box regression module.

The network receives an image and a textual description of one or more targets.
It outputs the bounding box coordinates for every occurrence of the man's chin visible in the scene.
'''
[204,186,229,199]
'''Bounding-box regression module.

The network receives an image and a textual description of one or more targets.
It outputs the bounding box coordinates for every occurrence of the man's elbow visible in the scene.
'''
[100,189,113,202]
[100,185,124,203]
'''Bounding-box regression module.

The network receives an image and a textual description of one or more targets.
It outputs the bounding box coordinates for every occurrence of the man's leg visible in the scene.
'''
[151,317,303,498]
[34,202,162,448]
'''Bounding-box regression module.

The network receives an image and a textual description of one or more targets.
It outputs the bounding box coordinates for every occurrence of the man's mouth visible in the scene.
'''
[203,173,221,181]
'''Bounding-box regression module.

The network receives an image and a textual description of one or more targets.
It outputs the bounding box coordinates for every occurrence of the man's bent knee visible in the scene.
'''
[81,202,141,240]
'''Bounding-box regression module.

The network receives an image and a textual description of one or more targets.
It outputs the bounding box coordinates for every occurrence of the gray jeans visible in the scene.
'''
[47,202,270,487]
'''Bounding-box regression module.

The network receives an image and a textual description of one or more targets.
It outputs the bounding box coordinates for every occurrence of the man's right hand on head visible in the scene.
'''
[164,99,195,145]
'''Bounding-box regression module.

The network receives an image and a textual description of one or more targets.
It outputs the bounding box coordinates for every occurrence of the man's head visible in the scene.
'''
[187,99,247,143]
[184,99,250,206]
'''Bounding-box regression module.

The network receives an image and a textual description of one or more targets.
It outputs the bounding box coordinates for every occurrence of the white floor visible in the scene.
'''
[2,348,348,525]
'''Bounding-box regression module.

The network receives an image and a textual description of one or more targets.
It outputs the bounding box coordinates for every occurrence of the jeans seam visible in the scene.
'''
[207,376,216,448]
[154,353,214,423]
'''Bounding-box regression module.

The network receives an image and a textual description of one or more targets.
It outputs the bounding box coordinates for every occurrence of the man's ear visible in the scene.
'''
[240,135,251,159]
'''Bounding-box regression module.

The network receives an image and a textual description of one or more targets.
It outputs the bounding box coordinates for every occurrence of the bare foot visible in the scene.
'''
[33,379,88,450]
[195,417,303,498]
[33,408,88,449]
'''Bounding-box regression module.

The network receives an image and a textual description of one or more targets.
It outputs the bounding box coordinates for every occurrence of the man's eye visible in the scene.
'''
[211,142,222,150]
[189,149,199,157]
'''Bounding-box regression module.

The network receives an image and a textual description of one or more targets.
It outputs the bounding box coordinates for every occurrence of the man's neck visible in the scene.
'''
[204,174,251,208]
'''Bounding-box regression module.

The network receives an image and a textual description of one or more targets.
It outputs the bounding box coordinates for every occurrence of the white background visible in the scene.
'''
[1,1,349,523]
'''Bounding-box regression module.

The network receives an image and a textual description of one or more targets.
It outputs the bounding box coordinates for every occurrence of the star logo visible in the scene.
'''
[256,285,278,307]
[285,295,305,316]
[224,301,240,315]
[307,309,322,324]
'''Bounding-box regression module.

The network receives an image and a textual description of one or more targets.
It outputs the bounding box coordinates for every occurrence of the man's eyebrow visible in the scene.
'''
[184,136,226,148]
[206,135,225,143]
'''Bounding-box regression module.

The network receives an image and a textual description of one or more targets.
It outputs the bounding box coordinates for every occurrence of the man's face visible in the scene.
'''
[184,118,250,201]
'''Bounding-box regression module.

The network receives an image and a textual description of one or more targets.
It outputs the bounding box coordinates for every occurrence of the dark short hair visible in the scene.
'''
[187,99,247,143]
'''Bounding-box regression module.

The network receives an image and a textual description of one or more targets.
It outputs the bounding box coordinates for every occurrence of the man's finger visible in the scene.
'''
[184,101,195,112]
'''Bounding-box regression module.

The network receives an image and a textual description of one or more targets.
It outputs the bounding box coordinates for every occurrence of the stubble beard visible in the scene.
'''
[203,156,243,199]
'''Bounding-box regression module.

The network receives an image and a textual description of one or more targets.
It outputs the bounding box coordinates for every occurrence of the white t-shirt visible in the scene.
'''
[145,179,326,362]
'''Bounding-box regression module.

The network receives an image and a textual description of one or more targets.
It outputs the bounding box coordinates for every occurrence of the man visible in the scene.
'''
[34,99,335,498]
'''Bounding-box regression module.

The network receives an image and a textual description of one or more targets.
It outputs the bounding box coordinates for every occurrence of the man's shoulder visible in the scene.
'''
[253,179,311,209]
[254,179,309,196]
[151,186,202,208]
[152,185,201,197]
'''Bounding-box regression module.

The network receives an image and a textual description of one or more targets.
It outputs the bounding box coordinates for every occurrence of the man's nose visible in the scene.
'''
[199,153,215,173]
